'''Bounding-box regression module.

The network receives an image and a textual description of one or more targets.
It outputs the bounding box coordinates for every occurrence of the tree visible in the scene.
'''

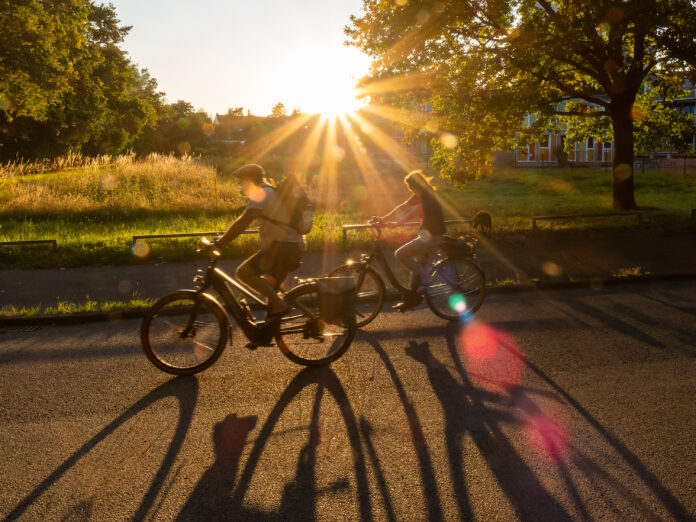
[0,1,162,159]
[227,107,245,117]
[347,0,696,209]
[270,102,287,119]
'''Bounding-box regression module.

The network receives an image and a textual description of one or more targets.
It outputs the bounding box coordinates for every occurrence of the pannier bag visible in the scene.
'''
[442,235,476,260]
[317,276,356,325]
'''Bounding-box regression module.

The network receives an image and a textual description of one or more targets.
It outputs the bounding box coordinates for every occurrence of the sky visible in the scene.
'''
[109,0,372,117]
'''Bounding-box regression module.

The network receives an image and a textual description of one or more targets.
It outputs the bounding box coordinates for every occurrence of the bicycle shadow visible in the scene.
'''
[176,367,372,521]
[5,376,199,522]
[440,321,692,521]
[404,334,572,521]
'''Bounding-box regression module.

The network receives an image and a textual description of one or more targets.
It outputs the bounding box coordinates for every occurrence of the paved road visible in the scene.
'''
[1,280,695,521]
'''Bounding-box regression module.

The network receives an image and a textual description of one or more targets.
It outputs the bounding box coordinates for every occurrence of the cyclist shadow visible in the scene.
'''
[177,367,371,521]
[429,321,691,521]
[404,335,572,521]
[6,376,199,522]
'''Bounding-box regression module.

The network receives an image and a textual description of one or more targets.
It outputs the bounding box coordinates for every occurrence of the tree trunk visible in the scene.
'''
[610,104,637,210]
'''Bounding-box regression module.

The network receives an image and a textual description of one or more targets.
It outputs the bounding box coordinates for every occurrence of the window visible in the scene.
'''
[539,135,550,161]
[603,142,613,162]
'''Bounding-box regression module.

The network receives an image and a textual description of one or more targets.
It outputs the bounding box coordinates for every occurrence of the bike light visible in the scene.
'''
[347,259,354,265]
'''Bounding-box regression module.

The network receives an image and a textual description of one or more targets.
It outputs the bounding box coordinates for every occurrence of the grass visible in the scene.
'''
[1,153,694,269]
[0,297,155,318]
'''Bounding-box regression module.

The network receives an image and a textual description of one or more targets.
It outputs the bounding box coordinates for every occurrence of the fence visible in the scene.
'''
[131,230,258,247]
[0,239,57,251]
[341,220,472,247]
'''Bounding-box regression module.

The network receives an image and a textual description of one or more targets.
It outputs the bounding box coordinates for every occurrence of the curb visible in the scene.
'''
[2,272,696,328]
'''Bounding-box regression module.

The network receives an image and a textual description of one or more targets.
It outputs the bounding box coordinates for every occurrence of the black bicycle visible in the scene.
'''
[329,223,485,325]
[141,239,356,374]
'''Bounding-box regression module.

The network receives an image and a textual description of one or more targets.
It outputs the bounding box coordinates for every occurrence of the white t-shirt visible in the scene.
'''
[247,186,303,248]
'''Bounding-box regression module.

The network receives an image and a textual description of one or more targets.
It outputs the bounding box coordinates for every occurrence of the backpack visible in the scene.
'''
[266,175,314,235]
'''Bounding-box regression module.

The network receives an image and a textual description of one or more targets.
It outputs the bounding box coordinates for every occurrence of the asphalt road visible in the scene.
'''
[1,280,695,521]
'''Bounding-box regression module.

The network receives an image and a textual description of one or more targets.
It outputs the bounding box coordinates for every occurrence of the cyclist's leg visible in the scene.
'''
[395,236,429,291]
[236,251,287,314]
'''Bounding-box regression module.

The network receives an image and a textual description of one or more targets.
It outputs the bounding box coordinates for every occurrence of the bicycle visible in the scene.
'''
[328,222,485,325]
[141,239,356,375]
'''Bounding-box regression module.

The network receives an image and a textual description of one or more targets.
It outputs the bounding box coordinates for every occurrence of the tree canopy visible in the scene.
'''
[0,1,216,160]
[347,0,696,209]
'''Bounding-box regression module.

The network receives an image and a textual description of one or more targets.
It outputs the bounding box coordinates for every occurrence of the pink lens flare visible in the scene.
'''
[524,414,572,460]
[459,322,526,391]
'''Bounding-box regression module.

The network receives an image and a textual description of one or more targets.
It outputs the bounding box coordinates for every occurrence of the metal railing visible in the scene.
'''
[341,219,472,247]
[532,212,642,229]
[0,239,57,251]
[131,230,258,247]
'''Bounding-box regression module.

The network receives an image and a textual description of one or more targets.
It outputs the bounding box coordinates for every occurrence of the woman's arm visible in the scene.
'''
[382,194,419,223]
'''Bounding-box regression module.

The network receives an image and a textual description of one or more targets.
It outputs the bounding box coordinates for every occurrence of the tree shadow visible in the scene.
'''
[176,367,372,521]
[5,376,199,522]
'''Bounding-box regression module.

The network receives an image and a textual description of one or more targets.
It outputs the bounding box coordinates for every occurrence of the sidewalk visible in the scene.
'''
[1,230,695,310]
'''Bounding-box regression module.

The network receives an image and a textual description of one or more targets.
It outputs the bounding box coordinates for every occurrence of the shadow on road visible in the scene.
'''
[443,320,692,520]
[177,367,372,521]
[5,376,199,522]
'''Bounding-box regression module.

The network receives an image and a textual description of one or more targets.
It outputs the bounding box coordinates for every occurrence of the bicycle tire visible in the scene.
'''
[328,263,385,327]
[141,290,229,375]
[275,282,356,366]
[425,259,486,321]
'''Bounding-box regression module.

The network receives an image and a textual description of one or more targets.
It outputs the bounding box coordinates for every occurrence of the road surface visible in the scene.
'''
[1,280,695,520]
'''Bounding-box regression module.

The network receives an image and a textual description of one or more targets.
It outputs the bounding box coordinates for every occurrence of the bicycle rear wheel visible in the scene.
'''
[425,259,485,321]
[141,290,229,375]
[328,263,385,327]
[276,283,356,366]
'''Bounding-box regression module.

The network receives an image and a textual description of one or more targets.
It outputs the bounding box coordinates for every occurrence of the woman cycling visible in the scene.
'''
[375,170,446,311]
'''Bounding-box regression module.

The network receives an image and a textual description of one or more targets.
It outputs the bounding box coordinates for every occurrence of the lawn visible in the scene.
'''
[1,154,694,269]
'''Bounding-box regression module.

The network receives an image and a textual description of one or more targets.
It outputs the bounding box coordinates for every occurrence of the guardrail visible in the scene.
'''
[532,211,642,230]
[0,239,57,251]
[131,230,258,247]
[341,219,472,247]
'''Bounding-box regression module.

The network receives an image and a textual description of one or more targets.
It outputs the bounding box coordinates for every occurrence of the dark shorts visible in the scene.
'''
[247,241,304,284]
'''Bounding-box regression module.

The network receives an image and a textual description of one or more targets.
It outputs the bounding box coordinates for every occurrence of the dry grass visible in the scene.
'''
[0,152,246,218]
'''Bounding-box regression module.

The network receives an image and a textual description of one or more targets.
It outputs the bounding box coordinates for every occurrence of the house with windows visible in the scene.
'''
[510,79,696,167]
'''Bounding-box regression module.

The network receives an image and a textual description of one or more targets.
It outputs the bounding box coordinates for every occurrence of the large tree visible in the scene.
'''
[347,0,696,209]
[0,1,162,159]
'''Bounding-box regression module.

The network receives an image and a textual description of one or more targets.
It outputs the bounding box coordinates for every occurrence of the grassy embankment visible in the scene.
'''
[1,153,694,270]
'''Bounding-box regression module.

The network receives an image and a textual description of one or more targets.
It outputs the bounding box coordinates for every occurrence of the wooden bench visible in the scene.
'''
[0,239,57,251]
[532,212,642,230]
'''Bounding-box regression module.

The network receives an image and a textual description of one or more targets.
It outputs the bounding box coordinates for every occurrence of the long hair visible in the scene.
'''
[404,170,436,195]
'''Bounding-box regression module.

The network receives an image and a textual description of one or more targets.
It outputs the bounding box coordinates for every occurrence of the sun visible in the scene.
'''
[291,71,364,118]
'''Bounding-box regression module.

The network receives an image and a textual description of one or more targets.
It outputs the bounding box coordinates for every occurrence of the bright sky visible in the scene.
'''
[109,0,371,117]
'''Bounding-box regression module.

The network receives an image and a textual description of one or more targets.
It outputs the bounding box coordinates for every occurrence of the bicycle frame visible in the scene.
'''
[191,254,318,345]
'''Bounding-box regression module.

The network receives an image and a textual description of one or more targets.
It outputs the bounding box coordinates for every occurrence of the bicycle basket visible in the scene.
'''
[317,276,356,325]
[443,235,476,260]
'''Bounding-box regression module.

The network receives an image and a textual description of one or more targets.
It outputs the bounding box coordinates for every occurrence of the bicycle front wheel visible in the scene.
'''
[425,259,485,321]
[141,290,229,375]
[276,283,356,366]
[328,263,385,327]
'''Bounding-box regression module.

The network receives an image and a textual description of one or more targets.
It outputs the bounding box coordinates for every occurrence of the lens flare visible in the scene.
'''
[459,322,525,391]
[448,293,467,314]
[248,186,268,203]
[524,414,571,460]
[132,240,151,258]
[177,141,191,154]
[440,132,458,149]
